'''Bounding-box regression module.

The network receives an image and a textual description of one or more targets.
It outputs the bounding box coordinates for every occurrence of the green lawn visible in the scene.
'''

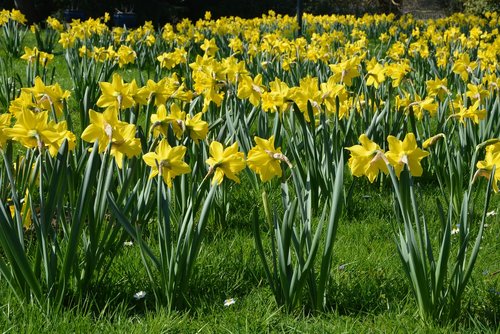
[0,178,498,332]
[0,18,499,334]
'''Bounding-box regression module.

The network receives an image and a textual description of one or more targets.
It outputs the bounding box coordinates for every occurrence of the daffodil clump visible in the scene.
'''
[0,8,498,322]
[0,9,498,220]
[5,76,75,155]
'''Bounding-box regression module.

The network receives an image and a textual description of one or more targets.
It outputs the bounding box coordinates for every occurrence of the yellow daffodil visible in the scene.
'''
[407,94,438,120]
[20,47,54,66]
[346,134,388,183]
[48,120,76,156]
[237,74,266,107]
[0,113,12,150]
[247,136,291,182]
[108,123,141,169]
[157,48,187,69]
[8,91,36,117]
[96,73,136,110]
[206,141,246,185]
[138,76,189,106]
[386,133,429,177]
[320,76,348,115]
[142,140,191,187]
[46,16,64,32]
[222,58,247,81]
[200,38,218,57]
[422,133,445,149]
[185,112,208,143]
[10,9,26,24]
[466,83,489,102]
[23,77,70,116]
[426,77,450,100]
[81,108,141,168]
[384,61,410,88]
[289,77,322,122]
[150,104,171,138]
[190,56,225,111]
[4,110,70,155]
[476,142,500,192]
[450,100,487,125]
[261,78,292,114]
[167,103,189,139]
[228,37,244,54]
[116,45,136,68]
[328,56,361,86]
[452,53,477,82]
[81,108,120,153]
[366,58,386,88]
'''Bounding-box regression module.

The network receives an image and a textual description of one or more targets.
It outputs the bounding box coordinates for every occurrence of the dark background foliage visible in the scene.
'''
[4,0,400,26]
[3,0,496,26]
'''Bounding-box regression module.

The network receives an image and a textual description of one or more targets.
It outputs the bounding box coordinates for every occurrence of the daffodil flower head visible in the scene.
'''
[346,134,388,183]
[143,140,191,188]
[422,133,445,149]
[81,107,141,168]
[475,142,500,192]
[97,73,135,110]
[23,77,70,117]
[20,47,54,66]
[185,112,208,143]
[167,103,186,140]
[289,77,322,122]
[365,58,386,88]
[200,38,218,57]
[3,109,67,155]
[449,100,487,125]
[116,45,137,68]
[109,123,141,169]
[247,136,291,182]
[237,74,266,107]
[81,108,119,153]
[206,141,246,185]
[149,104,171,138]
[0,113,12,150]
[385,133,429,177]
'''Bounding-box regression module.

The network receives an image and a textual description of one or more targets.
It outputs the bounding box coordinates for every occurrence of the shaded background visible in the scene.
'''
[1,0,495,26]
[2,0,400,25]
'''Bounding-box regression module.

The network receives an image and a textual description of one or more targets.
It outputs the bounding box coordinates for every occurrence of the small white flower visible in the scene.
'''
[451,224,460,235]
[338,261,355,270]
[133,291,146,300]
[223,298,236,307]
[486,210,497,217]
[124,241,134,247]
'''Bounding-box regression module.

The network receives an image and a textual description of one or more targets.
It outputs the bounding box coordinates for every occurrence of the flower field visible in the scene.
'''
[0,8,499,332]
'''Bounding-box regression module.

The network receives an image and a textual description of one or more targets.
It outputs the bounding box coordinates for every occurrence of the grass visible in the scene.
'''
[0,29,499,333]
[0,180,498,332]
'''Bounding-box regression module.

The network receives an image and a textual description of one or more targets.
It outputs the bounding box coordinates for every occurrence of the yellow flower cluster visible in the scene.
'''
[206,136,291,185]
[2,9,499,190]
[4,77,74,156]
[0,9,27,25]
[346,133,429,182]
[20,47,54,66]
[142,135,290,187]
